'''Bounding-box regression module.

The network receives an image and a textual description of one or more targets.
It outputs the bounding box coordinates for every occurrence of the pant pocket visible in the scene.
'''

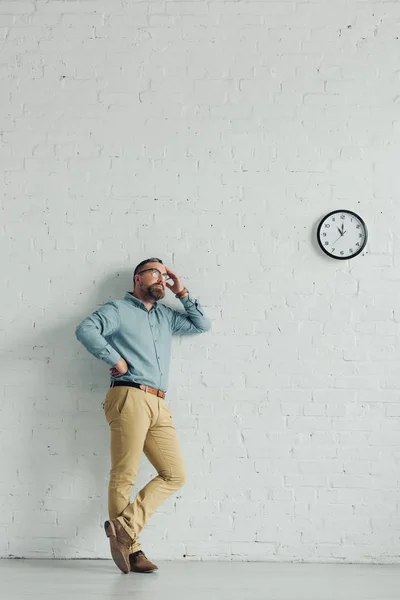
[104,387,130,423]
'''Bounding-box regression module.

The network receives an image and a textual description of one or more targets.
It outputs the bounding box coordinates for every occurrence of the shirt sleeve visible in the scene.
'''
[75,301,122,366]
[170,293,212,335]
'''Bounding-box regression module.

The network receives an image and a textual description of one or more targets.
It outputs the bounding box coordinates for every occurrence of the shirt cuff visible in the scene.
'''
[99,347,122,367]
[178,293,192,307]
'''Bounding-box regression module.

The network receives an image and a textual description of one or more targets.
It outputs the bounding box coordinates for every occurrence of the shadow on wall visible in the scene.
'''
[4,268,138,558]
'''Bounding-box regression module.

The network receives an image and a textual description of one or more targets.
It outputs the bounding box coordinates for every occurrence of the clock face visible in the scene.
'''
[317,210,367,260]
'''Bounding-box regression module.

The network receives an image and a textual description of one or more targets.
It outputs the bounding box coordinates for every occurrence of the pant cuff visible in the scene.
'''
[130,541,142,553]
[116,516,137,543]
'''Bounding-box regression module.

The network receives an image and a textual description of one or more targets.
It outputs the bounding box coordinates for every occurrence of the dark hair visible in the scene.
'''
[133,257,164,282]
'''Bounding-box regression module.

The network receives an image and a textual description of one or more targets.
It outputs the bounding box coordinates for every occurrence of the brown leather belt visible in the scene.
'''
[110,380,165,399]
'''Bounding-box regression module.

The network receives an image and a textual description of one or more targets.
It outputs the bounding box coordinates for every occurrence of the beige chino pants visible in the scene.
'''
[104,385,186,553]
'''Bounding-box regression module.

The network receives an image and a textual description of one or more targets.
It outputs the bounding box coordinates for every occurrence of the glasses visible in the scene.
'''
[137,268,170,281]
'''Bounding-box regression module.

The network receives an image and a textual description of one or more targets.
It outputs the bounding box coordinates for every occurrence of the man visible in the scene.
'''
[75,258,211,574]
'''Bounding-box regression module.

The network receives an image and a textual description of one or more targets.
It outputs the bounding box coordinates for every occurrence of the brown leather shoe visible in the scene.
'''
[129,550,158,573]
[104,519,133,574]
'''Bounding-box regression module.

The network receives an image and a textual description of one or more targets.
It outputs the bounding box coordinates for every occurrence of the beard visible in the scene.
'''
[146,283,165,301]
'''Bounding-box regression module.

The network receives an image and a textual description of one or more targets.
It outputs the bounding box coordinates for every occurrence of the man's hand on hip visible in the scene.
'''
[110,358,129,378]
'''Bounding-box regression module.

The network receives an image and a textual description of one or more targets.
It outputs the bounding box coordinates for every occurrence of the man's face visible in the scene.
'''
[135,262,168,301]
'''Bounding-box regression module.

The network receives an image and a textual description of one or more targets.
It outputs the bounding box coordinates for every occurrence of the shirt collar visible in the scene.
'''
[124,292,159,311]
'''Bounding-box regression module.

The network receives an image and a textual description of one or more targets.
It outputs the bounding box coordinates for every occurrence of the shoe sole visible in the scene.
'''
[104,520,130,574]
[131,566,158,573]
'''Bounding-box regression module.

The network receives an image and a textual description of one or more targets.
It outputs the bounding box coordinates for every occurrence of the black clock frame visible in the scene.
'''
[317,209,368,260]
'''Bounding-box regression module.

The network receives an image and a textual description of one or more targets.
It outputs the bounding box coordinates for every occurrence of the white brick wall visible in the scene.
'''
[1,0,400,562]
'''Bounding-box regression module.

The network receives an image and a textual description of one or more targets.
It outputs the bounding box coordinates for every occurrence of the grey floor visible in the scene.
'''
[1,559,400,600]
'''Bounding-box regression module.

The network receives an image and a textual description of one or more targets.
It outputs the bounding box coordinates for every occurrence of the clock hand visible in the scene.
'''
[331,234,343,246]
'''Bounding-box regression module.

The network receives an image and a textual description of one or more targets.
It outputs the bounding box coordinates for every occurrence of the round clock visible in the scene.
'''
[317,209,368,260]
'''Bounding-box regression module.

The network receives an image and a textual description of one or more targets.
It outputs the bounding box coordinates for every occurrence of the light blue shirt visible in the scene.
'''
[75,291,211,392]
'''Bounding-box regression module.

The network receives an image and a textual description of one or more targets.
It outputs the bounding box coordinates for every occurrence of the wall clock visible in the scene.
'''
[317,209,368,260]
